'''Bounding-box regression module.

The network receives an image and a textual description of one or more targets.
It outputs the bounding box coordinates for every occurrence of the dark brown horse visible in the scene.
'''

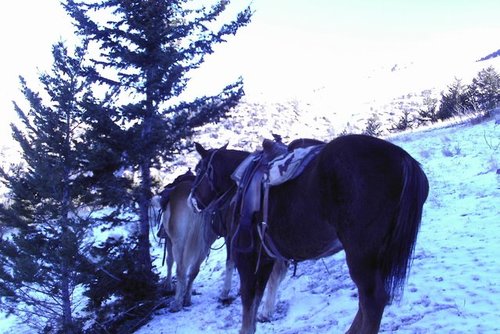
[190,135,429,334]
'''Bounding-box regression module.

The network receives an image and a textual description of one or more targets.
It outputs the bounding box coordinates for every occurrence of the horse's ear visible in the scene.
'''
[220,142,229,150]
[195,142,208,157]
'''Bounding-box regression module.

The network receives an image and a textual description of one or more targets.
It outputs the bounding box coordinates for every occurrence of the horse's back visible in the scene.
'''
[326,134,414,170]
[320,134,418,201]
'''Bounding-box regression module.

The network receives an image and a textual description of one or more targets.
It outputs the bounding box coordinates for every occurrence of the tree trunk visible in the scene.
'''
[137,105,154,277]
[138,159,153,275]
[61,162,75,333]
[61,263,75,334]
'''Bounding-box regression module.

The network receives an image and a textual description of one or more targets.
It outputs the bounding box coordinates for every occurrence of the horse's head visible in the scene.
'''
[189,142,249,212]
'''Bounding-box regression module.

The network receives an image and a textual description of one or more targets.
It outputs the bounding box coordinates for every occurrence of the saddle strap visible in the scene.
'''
[262,176,270,225]
[256,221,289,263]
[256,179,289,263]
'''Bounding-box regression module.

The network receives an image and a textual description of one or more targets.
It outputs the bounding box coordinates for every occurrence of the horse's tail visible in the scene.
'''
[380,155,429,301]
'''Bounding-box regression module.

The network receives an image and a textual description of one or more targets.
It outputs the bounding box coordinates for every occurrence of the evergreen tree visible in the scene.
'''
[391,107,413,132]
[417,89,439,124]
[437,78,473,120]
[0,42,98,333]
[363,113,383,137]
[390,100,417,132]
[62,0,252,300]
[470,66,500,111]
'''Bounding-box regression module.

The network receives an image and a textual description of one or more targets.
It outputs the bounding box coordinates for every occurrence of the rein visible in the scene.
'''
[206,184,236,239]
[148,204,163,243]
[147,204,170,267]
[153,207,170,267]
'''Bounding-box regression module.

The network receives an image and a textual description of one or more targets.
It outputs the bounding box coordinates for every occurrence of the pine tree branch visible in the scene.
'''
[15,287,61,316]
[16,282,63,308]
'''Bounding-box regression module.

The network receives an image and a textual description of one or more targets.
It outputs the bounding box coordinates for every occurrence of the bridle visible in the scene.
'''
[191,147,238,241]
[191,148,226,210]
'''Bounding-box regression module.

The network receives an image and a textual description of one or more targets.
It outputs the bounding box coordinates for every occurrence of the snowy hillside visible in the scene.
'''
[129,117,499,334]
[1,110,498,334]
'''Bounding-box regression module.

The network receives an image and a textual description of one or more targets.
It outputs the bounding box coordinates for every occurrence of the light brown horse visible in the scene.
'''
[158,179,217,312]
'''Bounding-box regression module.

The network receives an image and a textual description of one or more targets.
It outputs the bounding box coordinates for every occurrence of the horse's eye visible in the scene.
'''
[195,162,205,176]
[207,164,215,180]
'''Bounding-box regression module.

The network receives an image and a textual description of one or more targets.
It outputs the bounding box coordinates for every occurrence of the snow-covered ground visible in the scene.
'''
[1,118,498,333]
[131,117,499,334]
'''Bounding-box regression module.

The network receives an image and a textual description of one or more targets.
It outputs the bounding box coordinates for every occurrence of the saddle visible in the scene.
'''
[156,169,195,238]
[267,144,324,186]
[231,137,325,255]
[158,169,195,210]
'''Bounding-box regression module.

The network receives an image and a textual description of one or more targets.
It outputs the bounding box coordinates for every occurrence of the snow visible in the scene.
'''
[1,118,498,333]
[130,118,499,334]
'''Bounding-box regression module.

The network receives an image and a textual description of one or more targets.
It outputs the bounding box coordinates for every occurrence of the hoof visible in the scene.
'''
[219,295,236,306]
[169,301,182,313]
[162,279,175,295]
[257,313,272,323]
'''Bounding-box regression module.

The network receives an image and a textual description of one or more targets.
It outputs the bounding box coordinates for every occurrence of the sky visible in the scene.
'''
[201,0,500,104]
[1,0,500,146]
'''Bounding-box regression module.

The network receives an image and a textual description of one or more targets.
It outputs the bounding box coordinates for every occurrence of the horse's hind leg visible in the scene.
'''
[170,264,187,312]
[184,266,198,307]
[220,257,235,302]
[165,237,174,292]
[170,241,187,312]
[345,255,388,334]
[183,253,208,307]
[258,260,287,322]
[161,206,174,293]
[183,272,194,307]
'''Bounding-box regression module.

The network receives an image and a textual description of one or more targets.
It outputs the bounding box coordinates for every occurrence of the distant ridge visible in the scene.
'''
[477,49,500,62]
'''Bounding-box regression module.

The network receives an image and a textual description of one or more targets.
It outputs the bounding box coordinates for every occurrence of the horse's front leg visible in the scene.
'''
[258,259,288,322]
[237,253,274,334]
[165,236,174,292]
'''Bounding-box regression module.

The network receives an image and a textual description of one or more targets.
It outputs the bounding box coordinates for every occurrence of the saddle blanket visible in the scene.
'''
[267,144,323,186]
